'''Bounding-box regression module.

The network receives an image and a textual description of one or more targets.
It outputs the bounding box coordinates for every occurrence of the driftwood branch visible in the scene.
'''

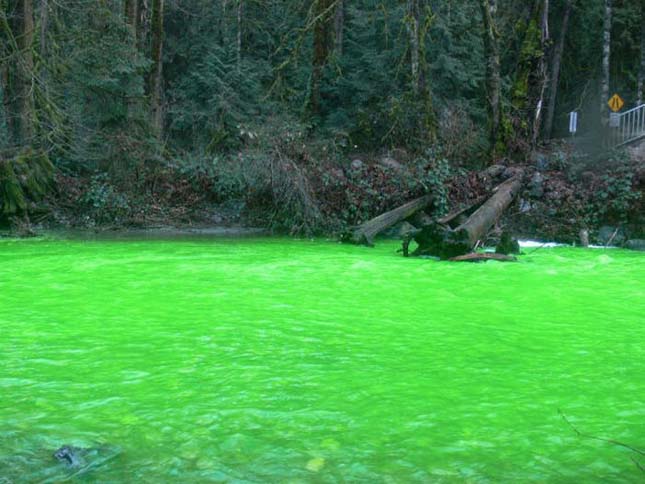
[349,194,432,246]
[449,253,517,263]
[559,409,645,474]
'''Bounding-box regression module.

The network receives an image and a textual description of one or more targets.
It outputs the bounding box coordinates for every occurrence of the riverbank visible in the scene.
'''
[2,143,643,246]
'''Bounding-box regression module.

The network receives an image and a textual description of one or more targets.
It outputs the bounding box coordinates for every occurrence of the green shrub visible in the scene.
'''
[81,174,131,224]
[584,152,642,227]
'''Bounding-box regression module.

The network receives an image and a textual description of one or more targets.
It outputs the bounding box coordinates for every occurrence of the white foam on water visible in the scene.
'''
[518,240,565,248]
[518,240,619,249]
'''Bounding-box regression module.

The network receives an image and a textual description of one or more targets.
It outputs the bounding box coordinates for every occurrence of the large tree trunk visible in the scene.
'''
[544,0,572,139]
[531,0,549,144]
[480,0,504,154]
[410,175,524,259]
[511,0,550,146]
[0,0,14,145]
[236,0,243,71]
[638,0,645,104]
[407,0,421,87]
[601,0,611,124]
[406,0,436,140]
[136,0,147,52]
[149,0,164,136]
[15,0,35,145]
[39,0,48,58]
[334,0,344,55]
[349,194,433,246]
[125,0,138,34]
[309,0,333,116]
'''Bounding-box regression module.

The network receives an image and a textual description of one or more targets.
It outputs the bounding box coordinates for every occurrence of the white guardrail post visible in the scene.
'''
[611,104,645,148]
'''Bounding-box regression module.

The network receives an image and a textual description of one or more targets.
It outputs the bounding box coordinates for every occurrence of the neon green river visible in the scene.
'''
[0,237,643,482]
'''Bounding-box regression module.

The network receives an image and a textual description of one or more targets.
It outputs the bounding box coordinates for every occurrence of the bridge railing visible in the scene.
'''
[610,103,645,147]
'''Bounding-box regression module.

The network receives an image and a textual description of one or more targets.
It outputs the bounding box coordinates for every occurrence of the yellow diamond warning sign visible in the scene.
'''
[608,94,624,113]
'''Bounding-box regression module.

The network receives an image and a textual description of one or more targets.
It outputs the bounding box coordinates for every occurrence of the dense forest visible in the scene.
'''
[0,0,643,240]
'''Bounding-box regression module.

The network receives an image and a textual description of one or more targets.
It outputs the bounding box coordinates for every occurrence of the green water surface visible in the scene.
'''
[0,238,644,482]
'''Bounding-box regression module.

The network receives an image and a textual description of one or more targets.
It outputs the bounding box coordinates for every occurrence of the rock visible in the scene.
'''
[625,239,645,251]
[485,164,505,178]
[351,159,364,170]
[535,153,550,171]
[54,446,85,468]
[597,226,626,246]
[519,198,532,213]
[53,444,122,472]
[529,172,546,198]
[495,231,521,255]
[502,167,522,179]
[379,156,405,172]
[398,221,418,238]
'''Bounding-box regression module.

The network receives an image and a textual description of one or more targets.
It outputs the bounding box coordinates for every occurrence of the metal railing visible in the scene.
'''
[610,104,645,147]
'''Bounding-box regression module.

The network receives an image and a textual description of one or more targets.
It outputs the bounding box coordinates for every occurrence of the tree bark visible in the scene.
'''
[638,0,645,104]
[349,194,433,246]
[39,0,48,58]
[601,0,611,123]
[450,253,517,263]
[0,0,13,145]
[125,0,138,38]
[511,0,550,146]
[453,175,524,247]
[334,0,344,55]
[309,0,333,116]
[136,0,147,51]
[407,0,421,86]
[406,0,436,140]
[220,0,228,45]
[531,0,549,144]
[149,0,164,136]
[15,0,35,145]
[544,0,572,139]
[236,0,243,71]
[480,0,503,153]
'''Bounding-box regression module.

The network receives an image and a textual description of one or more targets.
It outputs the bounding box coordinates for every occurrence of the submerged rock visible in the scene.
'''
[54,446,86,468]
[53,444,122,472]
[625,239,645,251]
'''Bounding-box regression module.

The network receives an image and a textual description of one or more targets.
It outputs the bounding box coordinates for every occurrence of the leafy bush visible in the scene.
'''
[80,174,132,225]
[586,158,641,226]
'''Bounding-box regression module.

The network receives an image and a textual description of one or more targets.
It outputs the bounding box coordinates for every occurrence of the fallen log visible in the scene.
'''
[348,194,433,246]
[409,174,524,259]
[449,253,517,263]
[437,195,487,227]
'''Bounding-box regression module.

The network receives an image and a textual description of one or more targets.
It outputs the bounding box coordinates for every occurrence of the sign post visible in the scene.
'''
[608,94,624,113]
[568,111,578,136]
[609,112,620,128]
